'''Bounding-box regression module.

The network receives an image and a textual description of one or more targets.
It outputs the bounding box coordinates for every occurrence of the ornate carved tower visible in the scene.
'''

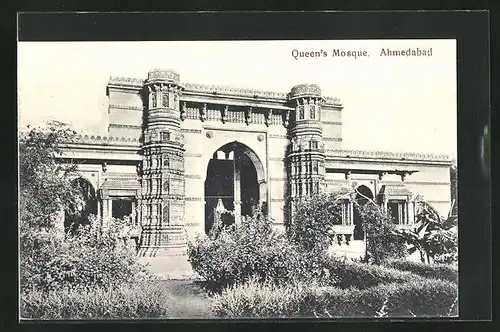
[138,69,187,256]
[286,84,326,215]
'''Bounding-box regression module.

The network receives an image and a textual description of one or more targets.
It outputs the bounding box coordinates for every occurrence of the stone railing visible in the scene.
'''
[107,76,342,106]
[326,149,451,162]
[331,225,355,245]
[183,82,288,99]
[108,76,145,87]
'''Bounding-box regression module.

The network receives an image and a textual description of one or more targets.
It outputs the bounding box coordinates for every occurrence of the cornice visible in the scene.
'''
[325,149,452,163]
[108,76,342,107]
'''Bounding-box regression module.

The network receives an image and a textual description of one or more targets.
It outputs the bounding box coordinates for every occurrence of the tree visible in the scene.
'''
[19,121,84,288]
[288,192,343,255]
[395,199,458,264]
[19,121,83,231]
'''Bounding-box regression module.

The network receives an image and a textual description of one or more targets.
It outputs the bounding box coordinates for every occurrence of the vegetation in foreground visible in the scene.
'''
[20,121,458,319]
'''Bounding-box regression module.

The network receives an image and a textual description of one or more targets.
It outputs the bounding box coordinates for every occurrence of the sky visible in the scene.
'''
[17,40,457,157]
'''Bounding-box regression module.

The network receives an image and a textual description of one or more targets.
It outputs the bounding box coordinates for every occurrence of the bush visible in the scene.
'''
[325,259,420,289]
[188,212,331,292]
[384,259,458,284]
[359,203,408,264]
[20,282,172,319]
[288,193,343,255]
[23,216,150,291]
[212,278,458,318]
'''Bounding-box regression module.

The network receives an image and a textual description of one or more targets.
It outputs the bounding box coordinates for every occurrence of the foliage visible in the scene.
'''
[212,277,458,318]
[384,259,458,283]
[288,192,343,255]
[20,281,172,320]
[19,121,150,293]
[187,211,332,292]
[325,259,419,289]
[19,121,82,231]
[395,202,458,264]
[357,203,408,264]
[24,215,150,291]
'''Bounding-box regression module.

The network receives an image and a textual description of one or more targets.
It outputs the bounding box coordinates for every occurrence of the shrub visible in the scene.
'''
[188,212,331,292]
[325,259,419,289]
[384,259,458,283]
[288,193,343,255]
[358,203,408,264]
[20,282,172,319]
[212,278,458,318]
[23,216,150,291]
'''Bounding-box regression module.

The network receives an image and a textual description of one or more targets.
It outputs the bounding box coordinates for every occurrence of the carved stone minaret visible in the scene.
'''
[138,69,186,257]
[286,84,326,215]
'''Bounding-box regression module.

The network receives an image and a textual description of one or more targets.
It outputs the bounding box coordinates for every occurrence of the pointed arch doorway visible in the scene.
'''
[204,141,267,234]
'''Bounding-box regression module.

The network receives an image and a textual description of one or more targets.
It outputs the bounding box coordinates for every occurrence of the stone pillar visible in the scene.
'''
[100,189,111,231]
[407,200,415,224]
[286,84,325,220]
[233,150,241,226]
[138,69,187,260]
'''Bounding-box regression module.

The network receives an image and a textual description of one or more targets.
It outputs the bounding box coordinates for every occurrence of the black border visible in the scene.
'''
[8,10,492,331]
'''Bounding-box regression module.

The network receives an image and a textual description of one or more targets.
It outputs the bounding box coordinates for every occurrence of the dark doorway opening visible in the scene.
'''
[204,142,260,235]
[353,185,374,240]
[112,199,133,220]
[64,178,97,234]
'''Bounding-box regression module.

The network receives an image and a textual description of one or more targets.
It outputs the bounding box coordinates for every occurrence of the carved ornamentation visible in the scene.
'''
[180,102,186,121]
[245,107,252,125]
[257,134,264,142]
[264,109,272,127]
[147,69,180,84]
[162,90,169,107]
[283,111,290,127]
[200,104,207,122]
[151,92,157,108]
[326,149,451,162]
[206,131,213,139]
[221,106,228,124]
[289,84,321,99]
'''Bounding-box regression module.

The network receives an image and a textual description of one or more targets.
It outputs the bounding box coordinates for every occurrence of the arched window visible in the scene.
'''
[298,106,305,119]
[310,105,316,119]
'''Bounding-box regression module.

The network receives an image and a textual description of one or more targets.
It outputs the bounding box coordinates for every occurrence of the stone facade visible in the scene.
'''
[58,69,453,271]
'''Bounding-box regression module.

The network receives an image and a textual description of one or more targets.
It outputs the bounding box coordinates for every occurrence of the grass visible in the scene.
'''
[20,280,214,320]
[152,280,213,319]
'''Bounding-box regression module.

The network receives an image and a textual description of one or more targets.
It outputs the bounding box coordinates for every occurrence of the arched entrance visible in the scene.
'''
[64,177,97,233]
[353,185,374,240]
[204,141,266,234]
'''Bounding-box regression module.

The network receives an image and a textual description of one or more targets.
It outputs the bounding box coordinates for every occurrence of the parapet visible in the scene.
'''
[146,69,181,85]
[288,84,322,100]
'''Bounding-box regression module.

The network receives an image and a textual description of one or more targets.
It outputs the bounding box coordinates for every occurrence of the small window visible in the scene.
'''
[310,140,318,149]
[313,161,319,174]
[298,106,305,120]
[161,131,170,141]
[388,201,407,224]
[310,105,316,119]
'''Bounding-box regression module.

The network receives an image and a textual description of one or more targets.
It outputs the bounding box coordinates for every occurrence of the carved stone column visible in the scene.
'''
[138,69,186,258]
[286,84,325,219]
